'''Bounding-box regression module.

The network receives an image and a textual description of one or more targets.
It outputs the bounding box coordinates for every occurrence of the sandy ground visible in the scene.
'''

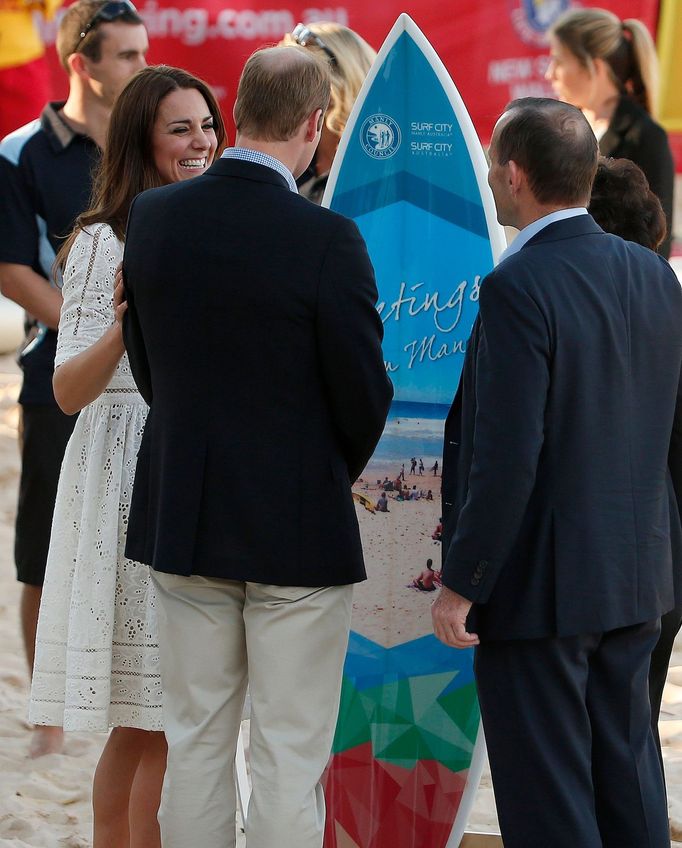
[0,352,681,847]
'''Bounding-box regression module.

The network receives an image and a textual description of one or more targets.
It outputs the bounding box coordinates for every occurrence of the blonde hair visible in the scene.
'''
[550,8,659,116]
[281,23,376,139]
[234,46,331,142]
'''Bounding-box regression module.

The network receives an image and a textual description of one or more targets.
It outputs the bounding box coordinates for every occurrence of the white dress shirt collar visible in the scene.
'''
[498,208,588,264]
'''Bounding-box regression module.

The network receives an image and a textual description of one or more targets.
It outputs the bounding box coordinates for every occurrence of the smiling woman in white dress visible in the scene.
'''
[28,64,225,848]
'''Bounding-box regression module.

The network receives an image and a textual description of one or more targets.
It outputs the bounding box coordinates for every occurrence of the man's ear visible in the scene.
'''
[508,159,525,197]
[67,51,91,82]
[305,108,323,142]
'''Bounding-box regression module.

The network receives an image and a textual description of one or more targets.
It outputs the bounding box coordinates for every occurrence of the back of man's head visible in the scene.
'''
[234,46,331,142]
[496,97,598,207]
[56,0,144,71]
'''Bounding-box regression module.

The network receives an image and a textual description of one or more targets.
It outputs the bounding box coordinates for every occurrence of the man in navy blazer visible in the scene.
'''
[432,98,682,847]
[122,47,392,848]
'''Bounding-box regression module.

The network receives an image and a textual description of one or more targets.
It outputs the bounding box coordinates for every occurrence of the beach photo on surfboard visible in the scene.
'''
[320,14,506,848]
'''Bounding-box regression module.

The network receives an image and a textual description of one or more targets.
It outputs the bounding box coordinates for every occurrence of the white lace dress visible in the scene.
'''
[29,223,163,732]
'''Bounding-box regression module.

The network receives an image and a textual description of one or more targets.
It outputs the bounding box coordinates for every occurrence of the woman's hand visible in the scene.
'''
[114,265,127,324]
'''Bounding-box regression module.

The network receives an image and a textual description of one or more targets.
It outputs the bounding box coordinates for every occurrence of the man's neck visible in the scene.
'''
[234,135,300,179]
[513,204,576,232]
[60,88,111,150]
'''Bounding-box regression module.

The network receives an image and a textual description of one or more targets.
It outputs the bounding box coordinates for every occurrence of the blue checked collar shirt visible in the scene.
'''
[220,147,298,193]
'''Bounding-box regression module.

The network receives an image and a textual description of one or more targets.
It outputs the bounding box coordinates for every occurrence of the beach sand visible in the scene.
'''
[352,465,443,646]
[0,352,681,846]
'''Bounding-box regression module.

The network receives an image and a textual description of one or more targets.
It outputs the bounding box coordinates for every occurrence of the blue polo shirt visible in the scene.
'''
[0,102,100,405]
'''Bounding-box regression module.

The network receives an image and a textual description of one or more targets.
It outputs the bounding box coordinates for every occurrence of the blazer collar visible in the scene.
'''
[523,213,604,249]
[599,96,642,157]
[204,156,291,190]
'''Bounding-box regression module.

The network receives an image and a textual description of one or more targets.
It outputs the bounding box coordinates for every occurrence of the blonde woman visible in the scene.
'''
[282,22,376,203]
[546,7,674,256]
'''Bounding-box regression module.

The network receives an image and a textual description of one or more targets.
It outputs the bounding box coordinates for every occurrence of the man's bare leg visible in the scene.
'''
[22,583,63,757]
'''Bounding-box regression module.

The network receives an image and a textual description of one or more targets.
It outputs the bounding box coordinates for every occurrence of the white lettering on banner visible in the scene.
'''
[487,57,534,84]
[487,55,557,103]
[510,81,554,98]
[35,4,348,45]
[145,3,349,42]
[535,55,551,76]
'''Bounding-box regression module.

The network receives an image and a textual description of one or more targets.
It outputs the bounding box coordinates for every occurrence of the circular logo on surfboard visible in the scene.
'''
[360,114,401,159]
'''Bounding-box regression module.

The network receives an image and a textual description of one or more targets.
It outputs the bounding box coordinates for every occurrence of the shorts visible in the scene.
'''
[15,404,77,586]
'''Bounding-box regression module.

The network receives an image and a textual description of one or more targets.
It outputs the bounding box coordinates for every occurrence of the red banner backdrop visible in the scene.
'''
[39,0,659,144]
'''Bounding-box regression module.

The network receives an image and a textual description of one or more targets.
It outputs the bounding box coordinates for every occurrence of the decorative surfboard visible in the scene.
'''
[321,14,506,848]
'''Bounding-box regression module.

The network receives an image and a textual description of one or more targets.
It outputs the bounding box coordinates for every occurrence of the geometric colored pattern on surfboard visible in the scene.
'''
[322,634,480,848]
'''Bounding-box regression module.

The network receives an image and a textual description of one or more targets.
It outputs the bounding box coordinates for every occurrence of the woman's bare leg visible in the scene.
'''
[93,727,148,848]
[129,731,166,848]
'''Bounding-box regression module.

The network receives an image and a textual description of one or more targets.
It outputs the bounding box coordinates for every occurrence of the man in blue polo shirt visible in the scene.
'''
[0,0,147,757]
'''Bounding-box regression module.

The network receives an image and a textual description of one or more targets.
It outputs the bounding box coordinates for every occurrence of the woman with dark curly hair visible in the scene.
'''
[588,156,666,250]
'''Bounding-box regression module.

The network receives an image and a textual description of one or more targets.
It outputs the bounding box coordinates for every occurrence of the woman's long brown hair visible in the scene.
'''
[56,64,227,270]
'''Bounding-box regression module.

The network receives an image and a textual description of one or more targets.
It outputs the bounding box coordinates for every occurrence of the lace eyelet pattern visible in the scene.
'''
[29,224,163,732]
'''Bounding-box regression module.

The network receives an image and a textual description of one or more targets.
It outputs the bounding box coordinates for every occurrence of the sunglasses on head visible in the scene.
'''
[290,23,337,66]
[77,0,138,48]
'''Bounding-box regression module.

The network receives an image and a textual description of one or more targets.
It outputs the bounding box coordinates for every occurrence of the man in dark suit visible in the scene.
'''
[432,98,682,848]
[122,46,392,848]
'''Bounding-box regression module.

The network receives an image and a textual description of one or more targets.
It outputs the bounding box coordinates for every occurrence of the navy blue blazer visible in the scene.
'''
[441,214,682,640]
[122,158,392,585]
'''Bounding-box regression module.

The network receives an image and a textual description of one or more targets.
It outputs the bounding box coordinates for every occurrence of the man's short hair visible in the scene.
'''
[56,0,144,71]
[496,97,598,206]
[234,46,331,142]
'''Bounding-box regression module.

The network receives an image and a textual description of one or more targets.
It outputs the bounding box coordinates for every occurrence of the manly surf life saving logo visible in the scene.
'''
[360,113,401,159]
[510,0,571,47]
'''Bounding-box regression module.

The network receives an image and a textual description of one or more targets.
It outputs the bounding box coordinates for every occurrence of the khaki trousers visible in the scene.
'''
[151,572,353,848]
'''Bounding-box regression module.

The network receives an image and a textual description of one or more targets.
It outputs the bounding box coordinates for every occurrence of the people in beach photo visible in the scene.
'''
[410,558,441,592]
